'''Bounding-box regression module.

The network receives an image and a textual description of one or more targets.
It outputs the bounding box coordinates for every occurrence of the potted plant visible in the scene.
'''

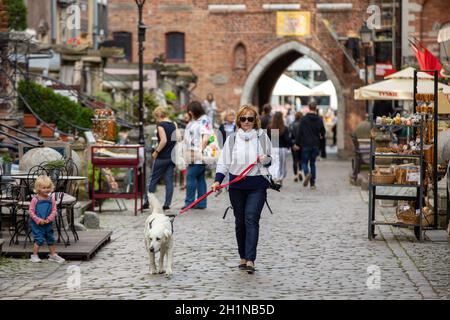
[23,113,38,128]
[43,159,66,181]
[1,153,13,175]
[40,123,56,137]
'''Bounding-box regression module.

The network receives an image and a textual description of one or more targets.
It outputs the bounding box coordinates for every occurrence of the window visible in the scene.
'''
[233,43,247,70]
[113,32,132,62]
[166,32,185,62]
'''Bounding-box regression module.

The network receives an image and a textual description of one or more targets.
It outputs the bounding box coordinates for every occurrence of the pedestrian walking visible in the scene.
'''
[144,106,177,211]
[183,101,212,210]
[260,103,272,130]
[29,175,65,263]
[267,111,292,186]
[218,109,237,146]
[203,93,217,128]
[293,101,325,190]
[289,111,303,182]
[211,105,272,274]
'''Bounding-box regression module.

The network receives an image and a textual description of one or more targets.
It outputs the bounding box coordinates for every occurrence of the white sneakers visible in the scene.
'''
[48,254,65,263]
[30,253,65,263]
[30,254,41,263]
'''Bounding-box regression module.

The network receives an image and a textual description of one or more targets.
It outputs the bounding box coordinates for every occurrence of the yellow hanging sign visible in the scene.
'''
[276,11,311,37]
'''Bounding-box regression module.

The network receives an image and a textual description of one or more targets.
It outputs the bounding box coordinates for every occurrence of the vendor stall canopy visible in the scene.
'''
[272,74,313,96]
[354,67,450,101]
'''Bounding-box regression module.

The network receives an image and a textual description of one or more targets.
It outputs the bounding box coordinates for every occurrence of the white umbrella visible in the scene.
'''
[384,67,434,79]
[311,80,338,109]
[354,78,450,100]
[272,74,312,96]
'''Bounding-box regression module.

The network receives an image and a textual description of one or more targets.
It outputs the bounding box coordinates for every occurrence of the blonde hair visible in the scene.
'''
[33,175,54,194]
[152,106,167,120]
[221,109,236,123]
[235,105,261,129]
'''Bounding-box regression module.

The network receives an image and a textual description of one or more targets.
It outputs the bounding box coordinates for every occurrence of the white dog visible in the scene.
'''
[144,193,174,277]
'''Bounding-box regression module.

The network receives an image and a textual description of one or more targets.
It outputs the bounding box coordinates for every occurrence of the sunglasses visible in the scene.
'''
[239,116,255,123]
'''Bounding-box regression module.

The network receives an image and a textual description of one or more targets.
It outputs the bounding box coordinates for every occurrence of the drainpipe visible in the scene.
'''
[51,0,57,44]
[93,0,98,49]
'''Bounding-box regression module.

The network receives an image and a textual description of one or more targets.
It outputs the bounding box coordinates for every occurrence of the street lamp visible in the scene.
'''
[360,22,373,114]
[135,0,147,210]
[135,0,146,146]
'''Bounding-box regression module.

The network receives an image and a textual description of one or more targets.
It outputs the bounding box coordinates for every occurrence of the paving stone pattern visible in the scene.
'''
[0,159,448,300]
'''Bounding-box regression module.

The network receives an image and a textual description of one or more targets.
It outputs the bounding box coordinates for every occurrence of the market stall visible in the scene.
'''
[355,68,450,240]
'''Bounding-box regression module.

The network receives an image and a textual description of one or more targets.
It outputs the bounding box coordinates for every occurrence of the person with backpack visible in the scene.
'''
[211,105,272,274]
[293,101,325,190]
[182,101,212,210]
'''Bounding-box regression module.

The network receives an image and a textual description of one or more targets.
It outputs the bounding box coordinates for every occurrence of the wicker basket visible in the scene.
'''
[372,173,396,184]
[396,201,419,225]
[397,208,419,225]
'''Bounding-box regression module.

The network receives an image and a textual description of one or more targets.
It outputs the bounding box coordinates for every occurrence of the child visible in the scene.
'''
[29,175,65,263]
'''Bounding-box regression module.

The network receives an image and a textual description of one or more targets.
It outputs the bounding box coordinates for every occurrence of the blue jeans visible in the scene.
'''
[302,146,319,185]
[148,158,175,207]
[184,164,207,208]
[229,188,267,262]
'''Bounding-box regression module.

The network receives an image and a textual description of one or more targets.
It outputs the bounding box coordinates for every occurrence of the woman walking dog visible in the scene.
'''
[211,106,272,274]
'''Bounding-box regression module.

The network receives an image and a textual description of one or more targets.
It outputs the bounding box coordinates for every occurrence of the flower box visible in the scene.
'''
[23,113,38,128]
[40,123,56,137]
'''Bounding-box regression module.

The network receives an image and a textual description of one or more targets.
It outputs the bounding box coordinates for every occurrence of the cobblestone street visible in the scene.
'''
[0,158,449,300]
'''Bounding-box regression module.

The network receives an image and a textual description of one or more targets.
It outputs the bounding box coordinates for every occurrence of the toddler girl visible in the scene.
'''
[29,175,65,263]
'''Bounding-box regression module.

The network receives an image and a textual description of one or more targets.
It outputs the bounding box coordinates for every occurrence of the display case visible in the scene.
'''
[91,145,144,215]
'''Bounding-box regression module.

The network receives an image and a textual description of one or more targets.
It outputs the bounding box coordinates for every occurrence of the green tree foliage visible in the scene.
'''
[133,92,159,124]
[18,80,94,133]
[165,90,177,103]
[5,0,27,31]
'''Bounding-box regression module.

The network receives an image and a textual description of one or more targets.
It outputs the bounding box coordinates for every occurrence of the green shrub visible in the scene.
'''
[165,90,177,103]
[18,80,94,133]
[133,92,159,124]
[5,0,27,31]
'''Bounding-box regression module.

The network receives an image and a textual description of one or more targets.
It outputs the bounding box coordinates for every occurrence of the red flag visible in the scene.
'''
[411,40,443,77]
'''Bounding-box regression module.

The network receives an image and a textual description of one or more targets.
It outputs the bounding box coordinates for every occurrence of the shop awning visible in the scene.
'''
[355,67,450,100]
[272,74,312,96]
[354,78,450,100]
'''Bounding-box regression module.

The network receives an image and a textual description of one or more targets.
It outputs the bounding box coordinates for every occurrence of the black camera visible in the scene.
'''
[269,178,281,192]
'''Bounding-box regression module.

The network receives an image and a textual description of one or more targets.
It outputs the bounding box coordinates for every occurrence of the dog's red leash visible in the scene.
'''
[179,160,258,214]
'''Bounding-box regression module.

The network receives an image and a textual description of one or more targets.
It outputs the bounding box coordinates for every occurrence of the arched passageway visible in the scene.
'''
[241,41,346,153]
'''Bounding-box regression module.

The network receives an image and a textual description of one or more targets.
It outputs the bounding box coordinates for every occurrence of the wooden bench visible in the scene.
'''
[350,134,371,183]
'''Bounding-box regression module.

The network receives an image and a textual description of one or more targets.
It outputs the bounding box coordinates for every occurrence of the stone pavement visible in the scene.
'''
[0,158,449,300]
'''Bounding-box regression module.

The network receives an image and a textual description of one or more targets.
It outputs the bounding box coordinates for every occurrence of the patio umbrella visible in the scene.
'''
[272,74,313,96]
[354,67,450,100]
[311,80,338,109]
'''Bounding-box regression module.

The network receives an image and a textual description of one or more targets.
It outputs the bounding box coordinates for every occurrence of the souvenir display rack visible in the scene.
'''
[368,69,441,241]
[368,114,427,241]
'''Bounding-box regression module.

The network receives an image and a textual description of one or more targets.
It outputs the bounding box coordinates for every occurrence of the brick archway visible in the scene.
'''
[240,41,346,152]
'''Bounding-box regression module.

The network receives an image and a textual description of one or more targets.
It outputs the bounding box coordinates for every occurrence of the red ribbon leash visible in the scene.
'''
[179,160,258,214]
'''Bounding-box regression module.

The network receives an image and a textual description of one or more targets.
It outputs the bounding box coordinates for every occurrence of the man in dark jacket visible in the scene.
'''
[293,101,325,189]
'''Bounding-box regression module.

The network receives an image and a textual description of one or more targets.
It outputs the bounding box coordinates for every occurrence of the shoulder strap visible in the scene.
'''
[228,134,236,162]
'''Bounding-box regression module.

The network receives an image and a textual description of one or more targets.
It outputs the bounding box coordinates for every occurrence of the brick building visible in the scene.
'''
[108,0,377,155]
[401,0,450,65]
